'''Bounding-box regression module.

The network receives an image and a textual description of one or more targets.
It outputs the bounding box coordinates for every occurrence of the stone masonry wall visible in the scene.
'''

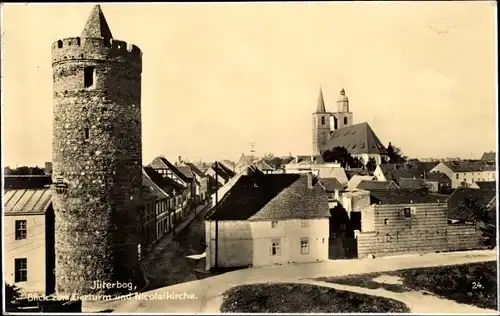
[51,36,144,296]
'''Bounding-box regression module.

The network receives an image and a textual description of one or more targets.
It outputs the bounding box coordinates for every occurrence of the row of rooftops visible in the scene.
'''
[204,171,497,222]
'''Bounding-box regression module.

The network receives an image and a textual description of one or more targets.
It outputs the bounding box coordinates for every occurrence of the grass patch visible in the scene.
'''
[320,261,498,310]
[220,283,410,313]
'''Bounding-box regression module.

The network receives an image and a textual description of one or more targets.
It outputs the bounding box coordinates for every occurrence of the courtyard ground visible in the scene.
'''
[105,249,496,313]
[319,260,498,310]
[220,283,410,313]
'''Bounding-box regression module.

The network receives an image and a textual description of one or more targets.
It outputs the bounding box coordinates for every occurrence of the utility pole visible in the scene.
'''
[214,161,219,269]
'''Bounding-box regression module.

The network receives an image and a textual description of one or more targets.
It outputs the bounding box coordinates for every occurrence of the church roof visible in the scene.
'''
[81,5,113,40]
[316,87,326,113]
[322,122,387,155]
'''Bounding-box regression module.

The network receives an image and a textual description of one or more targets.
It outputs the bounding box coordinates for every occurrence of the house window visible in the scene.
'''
[15,220,27,240]
[403,208,412,218]
[384,219,389,225]
[385,234,391,243]
[340,223,347,230]
[271,239,281,256]
[300,238,309,254]
[84,66,95,88]
[271,221,278,228]
[301,219,309,228]
[14,258,27,282]
[456,174,459,180]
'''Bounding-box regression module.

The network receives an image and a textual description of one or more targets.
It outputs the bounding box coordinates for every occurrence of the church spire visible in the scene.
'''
[81,5,113,40]
[316,86,326,113]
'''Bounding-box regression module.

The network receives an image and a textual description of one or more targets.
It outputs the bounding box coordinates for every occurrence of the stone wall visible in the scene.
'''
[51,35,144,296]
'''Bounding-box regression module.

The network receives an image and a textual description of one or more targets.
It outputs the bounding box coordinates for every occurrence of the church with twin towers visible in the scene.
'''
[312,87,388,165]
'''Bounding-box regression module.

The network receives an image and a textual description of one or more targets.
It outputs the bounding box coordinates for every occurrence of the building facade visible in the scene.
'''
[3,189,55,295]
[430,162,496,188]
[205,173,330,270]
[354,190,482,258]
[50,5,143,295]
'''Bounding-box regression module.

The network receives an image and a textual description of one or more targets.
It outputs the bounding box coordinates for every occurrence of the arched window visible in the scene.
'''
[344,117,348,125]
[321,116,325,125]
[333,117,338,130]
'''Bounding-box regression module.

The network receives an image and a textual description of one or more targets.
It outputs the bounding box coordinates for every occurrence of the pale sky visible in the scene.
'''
[1,2,497,168]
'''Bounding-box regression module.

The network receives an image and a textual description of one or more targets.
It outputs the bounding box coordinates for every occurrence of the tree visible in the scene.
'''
[387,142,407,164]
[366,157,377,172]
[463,197,496,248]
[5,166,46,175]
[321,147,356,168]
[4,282,21,310]
[268,157,284,170]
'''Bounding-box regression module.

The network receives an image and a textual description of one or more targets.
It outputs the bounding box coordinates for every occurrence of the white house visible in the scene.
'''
[430,161,496,188]
[285,158,348,185]
[204,172,330,270]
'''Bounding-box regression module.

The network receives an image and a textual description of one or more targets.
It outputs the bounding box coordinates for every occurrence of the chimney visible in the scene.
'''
[307,172,314,189]
[178,156,182,164]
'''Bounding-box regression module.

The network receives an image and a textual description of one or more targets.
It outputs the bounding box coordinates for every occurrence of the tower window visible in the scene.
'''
[344,117,348,125]
[321,117,325,125]
[84,66,95,88]
[84,127,90,140]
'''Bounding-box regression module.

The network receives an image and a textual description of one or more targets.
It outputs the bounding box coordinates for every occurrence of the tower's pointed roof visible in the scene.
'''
[81,5,113,40]
[316,87,326,113]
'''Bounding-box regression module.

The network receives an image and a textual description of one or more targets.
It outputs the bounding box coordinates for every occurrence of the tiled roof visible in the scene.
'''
[378,164,415,183]
[184,162,205,178]
[322,122,388,155]
[220,160,236,172]
[3,175,52,190]
[425,172,451,182]
[480,152,496,161]
[142,168,170,199]
[399,178,428,189]
[177,165,194,179]
[253,159,275,171]
[483,164,496,171]
[206,173,329,221]
[475,181,496,191]
[443,161,492,173]
[213,162,236,180]
[369,188,448,205]
[403,161,440,178]
[151,157,190,183]
[316,167,348,184]
[447,188,496,214]
[357,180,399,191]
[347,175,375,190]
[143,166,185,195]
[3,188,52,215]
[318,177,344,191]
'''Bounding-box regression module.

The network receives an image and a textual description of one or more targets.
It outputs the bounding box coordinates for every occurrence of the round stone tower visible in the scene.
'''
[51,5,144,296]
